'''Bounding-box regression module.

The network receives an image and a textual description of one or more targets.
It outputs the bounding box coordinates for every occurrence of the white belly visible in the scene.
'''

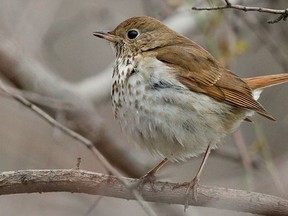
[112,57,248,161]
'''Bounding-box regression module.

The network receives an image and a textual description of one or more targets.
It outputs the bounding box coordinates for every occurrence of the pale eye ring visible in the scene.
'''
[127,29,139,39]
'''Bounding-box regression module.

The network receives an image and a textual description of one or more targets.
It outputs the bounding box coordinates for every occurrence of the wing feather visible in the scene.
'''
[153,44,274,120]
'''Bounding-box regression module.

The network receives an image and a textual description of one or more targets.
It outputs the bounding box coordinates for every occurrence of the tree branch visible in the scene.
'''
[0,169,288,216]
[192,0,288,24]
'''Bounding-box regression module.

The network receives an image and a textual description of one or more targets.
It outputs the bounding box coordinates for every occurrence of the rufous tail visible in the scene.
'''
[243,73,288,121]
[244,73,288,90]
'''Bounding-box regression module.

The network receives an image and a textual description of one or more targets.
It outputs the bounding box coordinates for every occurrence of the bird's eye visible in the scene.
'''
[127,29,139,39]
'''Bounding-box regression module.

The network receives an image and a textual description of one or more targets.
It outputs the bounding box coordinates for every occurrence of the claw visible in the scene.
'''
[130,157,169,193]
[184,176,199,211]
[136,170,157,193]
[183,144,212,211]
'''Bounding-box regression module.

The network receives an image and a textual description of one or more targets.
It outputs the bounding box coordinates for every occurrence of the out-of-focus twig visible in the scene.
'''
[233,130,254,190]
[250,121,286,196]
[192,0,288,24]
[238,12,288,71]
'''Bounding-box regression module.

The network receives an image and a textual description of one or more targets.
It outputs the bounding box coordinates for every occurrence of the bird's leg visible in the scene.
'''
[184,144,212,210]
[136,157,169,192]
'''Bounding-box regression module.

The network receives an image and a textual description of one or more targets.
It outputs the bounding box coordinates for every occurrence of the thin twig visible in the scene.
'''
[192,0,288,23]
[84,196,103,216]
[238,12,288,71]
[233,130,254,190]
[253,121,286,196]
[0,82,94,149]
[0,169,288,216]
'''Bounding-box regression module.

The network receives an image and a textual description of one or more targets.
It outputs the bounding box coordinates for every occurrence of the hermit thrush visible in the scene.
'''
[94,16,288,204]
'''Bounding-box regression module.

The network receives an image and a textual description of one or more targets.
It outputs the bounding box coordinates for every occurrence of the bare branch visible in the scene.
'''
[192,0,288,24]
[0,169,288,216]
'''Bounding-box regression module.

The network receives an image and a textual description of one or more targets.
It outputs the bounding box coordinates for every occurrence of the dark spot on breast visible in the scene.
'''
[121,58,126,65]
[126,58,131,65]
[124,68,137,83]
[117,99,122,108]
[130,68,136,76]
[128,83,132,89]
[128,83,132,95]
[125,68,137,83]
[112,68,116,78]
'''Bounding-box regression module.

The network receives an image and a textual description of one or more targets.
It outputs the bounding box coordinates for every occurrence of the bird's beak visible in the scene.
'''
[93,30,119,43]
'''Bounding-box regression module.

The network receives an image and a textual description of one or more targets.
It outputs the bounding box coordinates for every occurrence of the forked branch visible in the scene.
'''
[192,0,288,23]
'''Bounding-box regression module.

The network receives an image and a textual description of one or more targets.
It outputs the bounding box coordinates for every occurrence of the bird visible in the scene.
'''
[93,16,288,206]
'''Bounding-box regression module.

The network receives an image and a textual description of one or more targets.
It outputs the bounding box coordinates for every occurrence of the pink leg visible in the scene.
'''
[185,144,212,210]
[137,157,169,191]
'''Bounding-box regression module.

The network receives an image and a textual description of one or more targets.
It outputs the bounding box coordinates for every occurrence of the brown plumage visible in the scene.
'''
[244,73,288,90]
[105,16,288,121]
[154,44,275,120]
[94,16,288,201]
[93,15,288,158]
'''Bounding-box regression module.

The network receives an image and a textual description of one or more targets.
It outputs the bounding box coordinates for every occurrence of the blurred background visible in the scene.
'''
[0,0,288,215]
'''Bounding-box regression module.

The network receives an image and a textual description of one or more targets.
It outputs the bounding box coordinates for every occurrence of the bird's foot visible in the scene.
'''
[184,176,199,211]
[130,170,157,194]
[172,176,200,211]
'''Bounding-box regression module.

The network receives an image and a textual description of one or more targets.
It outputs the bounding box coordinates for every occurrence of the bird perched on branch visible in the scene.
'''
[94,16,288,208]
